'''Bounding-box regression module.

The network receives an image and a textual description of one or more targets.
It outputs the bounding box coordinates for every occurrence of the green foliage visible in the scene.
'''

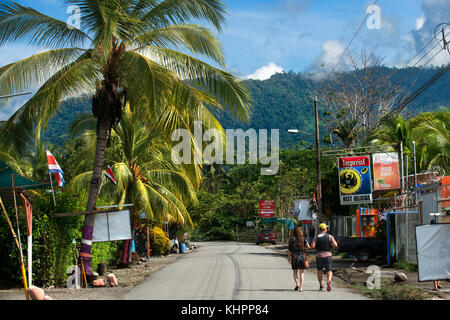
[0,188,84,287]
[149,226,170,256]
[394,261,418,272]
[358,279,432,300]
[91,241,119,273]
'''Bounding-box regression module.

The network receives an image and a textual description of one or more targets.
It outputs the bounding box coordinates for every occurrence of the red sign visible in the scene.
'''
[259,200,274,218]
[339,156,370,168]
[302,220,313,225]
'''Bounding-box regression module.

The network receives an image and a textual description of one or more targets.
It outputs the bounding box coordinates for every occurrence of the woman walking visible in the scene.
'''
[288,226,310,292]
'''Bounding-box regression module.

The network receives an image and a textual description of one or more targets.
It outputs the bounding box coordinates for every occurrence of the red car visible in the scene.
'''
[256,229,276,245]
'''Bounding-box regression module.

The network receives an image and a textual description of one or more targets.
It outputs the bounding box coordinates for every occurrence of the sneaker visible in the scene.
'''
[299,288,303,292]
[319,286,324,292]
[327,282,332,292]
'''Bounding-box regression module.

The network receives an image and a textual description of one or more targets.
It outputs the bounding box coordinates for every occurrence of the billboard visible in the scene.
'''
[416,224,450,282]
[92,210,132,242]
[373,152,400,190]
[259,200,274,218]
[338,156,372,205]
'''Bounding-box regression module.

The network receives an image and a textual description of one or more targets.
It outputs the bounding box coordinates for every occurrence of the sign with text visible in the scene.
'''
[259,200,275,218]
[338,156,372,205]
[373,152,400,190]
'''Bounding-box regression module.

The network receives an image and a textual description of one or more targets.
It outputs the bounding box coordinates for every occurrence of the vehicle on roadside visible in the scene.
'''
[336,236,386,262]
[256,229,276,245]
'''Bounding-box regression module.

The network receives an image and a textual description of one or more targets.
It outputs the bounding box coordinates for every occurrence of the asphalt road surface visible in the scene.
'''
[123,241,370,300]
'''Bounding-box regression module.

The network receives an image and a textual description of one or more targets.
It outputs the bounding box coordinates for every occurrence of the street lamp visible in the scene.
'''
[287,98,322,228]
[287,129,312,135]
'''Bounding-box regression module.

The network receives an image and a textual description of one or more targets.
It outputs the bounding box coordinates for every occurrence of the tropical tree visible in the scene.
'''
[71,105,198,227]
[411,110,450,174]
[0,0,251,276]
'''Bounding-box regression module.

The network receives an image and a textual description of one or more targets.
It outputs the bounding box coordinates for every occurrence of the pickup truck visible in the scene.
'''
[336,237,386,262]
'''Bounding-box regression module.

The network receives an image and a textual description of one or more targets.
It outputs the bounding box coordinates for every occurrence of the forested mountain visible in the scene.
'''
[42,66,450,148]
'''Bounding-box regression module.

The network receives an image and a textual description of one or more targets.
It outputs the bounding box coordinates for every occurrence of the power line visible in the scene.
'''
[419,78,450,107]
[329,0,379,75]
[376,63,450,126]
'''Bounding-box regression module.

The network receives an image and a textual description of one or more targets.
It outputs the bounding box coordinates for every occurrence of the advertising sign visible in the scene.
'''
[373,152,400,190]
[259,200,275,218]
[416,224,450,281]
[338,156,372,205]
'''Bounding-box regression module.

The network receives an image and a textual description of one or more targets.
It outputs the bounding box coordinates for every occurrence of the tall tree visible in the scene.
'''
[0,0,251,276]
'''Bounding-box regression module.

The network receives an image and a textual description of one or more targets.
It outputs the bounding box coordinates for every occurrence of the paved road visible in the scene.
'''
[123,242,369,300]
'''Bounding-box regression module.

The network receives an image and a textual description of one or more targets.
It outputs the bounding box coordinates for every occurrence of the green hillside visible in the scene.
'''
[42,66,450,148]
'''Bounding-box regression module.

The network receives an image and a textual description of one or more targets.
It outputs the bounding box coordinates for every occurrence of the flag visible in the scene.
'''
[46,149,65,188]
[313,194,317,209]
[105,165,117,185]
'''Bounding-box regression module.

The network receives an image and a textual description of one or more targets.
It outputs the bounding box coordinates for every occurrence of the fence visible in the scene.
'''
[331,216,356,238]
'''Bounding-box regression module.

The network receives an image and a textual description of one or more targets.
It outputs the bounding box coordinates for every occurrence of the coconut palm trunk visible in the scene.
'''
[79,118,111,275]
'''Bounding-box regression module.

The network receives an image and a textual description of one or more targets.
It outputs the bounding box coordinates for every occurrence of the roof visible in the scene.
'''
[0,161,50,207]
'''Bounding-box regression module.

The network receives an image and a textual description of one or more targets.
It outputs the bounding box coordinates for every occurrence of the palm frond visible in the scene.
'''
[0,1,92,47]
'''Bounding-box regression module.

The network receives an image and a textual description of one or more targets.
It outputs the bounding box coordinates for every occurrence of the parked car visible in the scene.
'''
[336,236,386,262]
[256,229,276,245]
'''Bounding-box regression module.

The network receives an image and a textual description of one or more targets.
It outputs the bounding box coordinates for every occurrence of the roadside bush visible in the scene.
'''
[149,226,170,256]
[0,188,85,287]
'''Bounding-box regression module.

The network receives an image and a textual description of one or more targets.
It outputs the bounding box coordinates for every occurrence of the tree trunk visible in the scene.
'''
[79,119,111,276]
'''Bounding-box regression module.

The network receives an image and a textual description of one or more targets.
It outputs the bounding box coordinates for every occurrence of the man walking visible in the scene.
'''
[311,223,338,292]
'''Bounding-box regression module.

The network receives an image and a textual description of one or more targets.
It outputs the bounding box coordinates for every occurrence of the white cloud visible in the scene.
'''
[319,40,346,66]
[415,16,426,30]
[246,62,284,80]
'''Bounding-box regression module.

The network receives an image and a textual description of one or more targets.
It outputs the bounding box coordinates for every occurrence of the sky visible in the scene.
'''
[0,0,449,118]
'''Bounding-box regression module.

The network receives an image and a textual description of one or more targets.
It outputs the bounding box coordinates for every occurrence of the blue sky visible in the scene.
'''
[0,0,449,118]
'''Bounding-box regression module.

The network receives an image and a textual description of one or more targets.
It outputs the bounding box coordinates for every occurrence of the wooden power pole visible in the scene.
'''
[314,97,323,223]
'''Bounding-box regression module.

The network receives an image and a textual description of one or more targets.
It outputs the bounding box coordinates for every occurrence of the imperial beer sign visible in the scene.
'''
[338,156,372,205]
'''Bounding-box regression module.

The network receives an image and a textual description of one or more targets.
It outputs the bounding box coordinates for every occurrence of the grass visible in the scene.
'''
[357,279,432,300]
[394,260,418,272]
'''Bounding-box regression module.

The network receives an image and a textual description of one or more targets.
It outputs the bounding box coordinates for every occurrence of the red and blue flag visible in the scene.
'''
[46,149,65,188]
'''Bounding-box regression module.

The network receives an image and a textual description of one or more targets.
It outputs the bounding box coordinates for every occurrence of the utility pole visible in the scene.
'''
[314,97,323,223]
[413,141,417,190]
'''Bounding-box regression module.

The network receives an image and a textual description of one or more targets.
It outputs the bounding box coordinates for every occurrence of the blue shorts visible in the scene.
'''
[316,256,332,272]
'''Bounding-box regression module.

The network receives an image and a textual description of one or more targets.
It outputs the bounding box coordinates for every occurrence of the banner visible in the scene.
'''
[416,224,450,281]
[259,200,274,218]
[373,152,400,190]
[294,199,311,220]
[338,156,372,205]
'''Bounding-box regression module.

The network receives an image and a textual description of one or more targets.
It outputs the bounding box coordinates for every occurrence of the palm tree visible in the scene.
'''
[369,115,411,153]
[411,110,450,174]
[71,105,198,226]
[0,0,251,276]
[332,119,363,151]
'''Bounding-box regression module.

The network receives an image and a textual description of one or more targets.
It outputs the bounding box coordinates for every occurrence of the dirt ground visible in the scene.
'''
[0,252,188,300]
[266,243,450,300]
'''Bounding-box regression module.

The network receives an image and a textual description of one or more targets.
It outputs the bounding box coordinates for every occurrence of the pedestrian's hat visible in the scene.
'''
[319,223,328,230]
